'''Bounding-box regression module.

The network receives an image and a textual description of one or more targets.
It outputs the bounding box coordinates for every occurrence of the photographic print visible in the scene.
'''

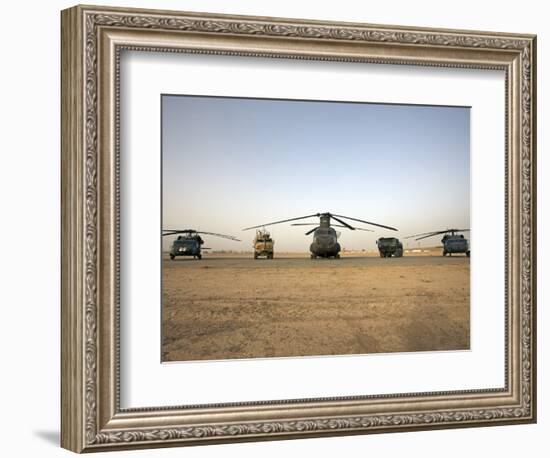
[161,95,471,362]
[62,6,536,450]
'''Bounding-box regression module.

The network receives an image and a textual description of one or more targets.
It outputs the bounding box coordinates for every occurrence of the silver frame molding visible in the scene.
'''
[61,4,537,453]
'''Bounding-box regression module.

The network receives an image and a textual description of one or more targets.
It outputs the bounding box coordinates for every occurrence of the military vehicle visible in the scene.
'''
[243,212,397,259]
[406,228,470,257]
[162,229,240,260]
[253,228,274,259]
[376,237,403,258]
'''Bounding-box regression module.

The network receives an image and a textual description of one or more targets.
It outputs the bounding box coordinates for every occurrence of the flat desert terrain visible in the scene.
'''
[162,250,470,362]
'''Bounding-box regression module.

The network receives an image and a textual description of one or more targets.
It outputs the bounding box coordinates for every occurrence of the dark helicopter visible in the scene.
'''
[243,212,397,259]
[406,228,470,257]
[162,229,240,260]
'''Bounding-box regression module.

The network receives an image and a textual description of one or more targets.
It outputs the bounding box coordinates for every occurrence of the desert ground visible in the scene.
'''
[162,250,470,362]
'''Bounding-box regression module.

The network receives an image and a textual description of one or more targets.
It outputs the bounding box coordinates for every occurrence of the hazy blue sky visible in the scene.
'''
[162,95,470,251]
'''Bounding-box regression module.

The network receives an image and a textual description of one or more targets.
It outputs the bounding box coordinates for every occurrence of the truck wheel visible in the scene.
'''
[254,252,258,259]
[335,254,340,259]
[268,253,273,259]
[197,254,202,260]
[442,250,447,256]
[169,254,175,260]
[466,251,470,258]
[311,254,316,259]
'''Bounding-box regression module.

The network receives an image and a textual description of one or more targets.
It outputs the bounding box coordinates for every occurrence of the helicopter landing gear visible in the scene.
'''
[169,254,175,260]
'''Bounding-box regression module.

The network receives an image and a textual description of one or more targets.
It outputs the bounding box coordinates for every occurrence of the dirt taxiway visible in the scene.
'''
[162,253,470,362]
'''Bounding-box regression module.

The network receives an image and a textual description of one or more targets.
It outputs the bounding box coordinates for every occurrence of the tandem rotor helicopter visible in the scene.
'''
[162,229,240,260]
[243,212,398,259]
[406,228,470,257]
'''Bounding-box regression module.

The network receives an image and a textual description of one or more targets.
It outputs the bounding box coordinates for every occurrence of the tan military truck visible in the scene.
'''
[253,228,274,259]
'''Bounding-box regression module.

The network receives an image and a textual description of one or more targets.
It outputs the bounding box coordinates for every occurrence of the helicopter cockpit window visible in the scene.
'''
[174,239,194,246]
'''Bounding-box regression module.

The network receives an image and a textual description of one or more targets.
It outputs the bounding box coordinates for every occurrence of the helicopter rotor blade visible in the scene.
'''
[162,229,195,236]
[162,229,240,241]
[292,223,372,231]
[305,227,319,236]
[406,228,471,241]
[404,233,426,239]
[404,231,445,240]
[244,212,396,232]
[195,231,241,242]
[243,213,320,231]
[163,228,196,232]
[330,215,356,230]
[441,228,471,234]
[414,233,446,241]
[331,214,398,231]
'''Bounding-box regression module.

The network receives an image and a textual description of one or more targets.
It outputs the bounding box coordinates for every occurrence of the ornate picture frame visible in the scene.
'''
[61,4,536,453]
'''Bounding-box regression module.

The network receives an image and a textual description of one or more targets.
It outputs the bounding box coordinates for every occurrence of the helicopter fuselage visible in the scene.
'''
[442,234,470,256]
[169,235,203,260]
[310,225,341,258]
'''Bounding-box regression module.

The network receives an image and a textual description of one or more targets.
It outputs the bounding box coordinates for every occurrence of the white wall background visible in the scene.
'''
[0,0,546,457]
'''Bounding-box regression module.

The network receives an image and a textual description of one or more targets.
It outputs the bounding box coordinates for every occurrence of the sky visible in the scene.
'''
[162,95,470,252]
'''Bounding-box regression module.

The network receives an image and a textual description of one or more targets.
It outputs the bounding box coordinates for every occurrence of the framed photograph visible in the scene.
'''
[61,4,537,453]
